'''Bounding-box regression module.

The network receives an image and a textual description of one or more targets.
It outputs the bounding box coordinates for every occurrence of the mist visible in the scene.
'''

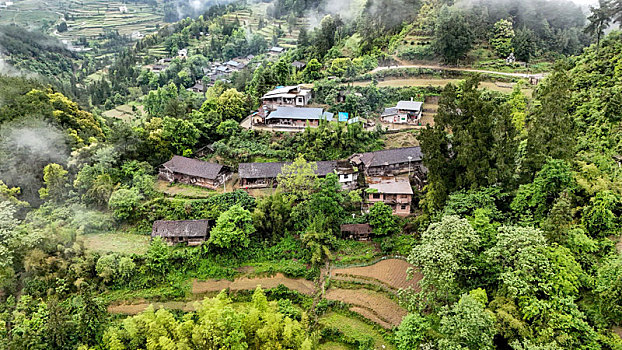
[0,118,70,204]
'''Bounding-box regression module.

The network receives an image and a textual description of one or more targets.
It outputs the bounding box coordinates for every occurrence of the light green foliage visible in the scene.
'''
[216,119,241,137]
[302,59,322,82]
[103,289,312,349]
[595,255,622,323]
[490,19,515,58]
[161,116,201,155]
[38,163,69,202]
[395,312,431,350]
[95,254,118,284]
[511,159,575,222]
[209,205,255,251]
[508,84,528,133]
[216,88,247,122]
[581,190,620,237]
[408,215,480,304]
[108,188,143,221]
[438,293,496,350]
[277,155,318,202]
[301,215,336,267]
[368,202,400,236]
[144,83,179,118]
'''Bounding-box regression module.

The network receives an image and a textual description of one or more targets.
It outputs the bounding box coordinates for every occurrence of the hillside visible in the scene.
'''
[0,0,622,349]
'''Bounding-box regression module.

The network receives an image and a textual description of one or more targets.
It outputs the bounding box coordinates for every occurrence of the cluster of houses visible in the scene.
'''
[249,84,425,130]
[153,146,426,245]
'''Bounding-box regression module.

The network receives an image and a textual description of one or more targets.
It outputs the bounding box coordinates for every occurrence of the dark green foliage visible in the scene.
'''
[420,76,517,212]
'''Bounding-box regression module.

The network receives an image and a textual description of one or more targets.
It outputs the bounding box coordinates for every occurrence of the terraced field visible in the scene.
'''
[331,258,421,292]
[325,288,406,328]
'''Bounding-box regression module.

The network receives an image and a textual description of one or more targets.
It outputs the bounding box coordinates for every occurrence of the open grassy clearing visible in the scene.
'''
[81,232,150,255]
[383,130,420,149]
[319,312,396,350]
[154,180,217,198]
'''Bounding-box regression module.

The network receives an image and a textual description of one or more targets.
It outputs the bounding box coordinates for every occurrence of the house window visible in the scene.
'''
[373,193,381,199]
[401,205,407,210]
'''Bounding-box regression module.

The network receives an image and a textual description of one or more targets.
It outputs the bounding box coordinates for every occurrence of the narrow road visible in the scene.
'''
[371,64,545,79]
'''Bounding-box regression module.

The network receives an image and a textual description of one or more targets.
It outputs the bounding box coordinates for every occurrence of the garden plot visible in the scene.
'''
[319,312,396,349]
[325,288,407,328]
[331,258,421,291]
[192,273,315,295]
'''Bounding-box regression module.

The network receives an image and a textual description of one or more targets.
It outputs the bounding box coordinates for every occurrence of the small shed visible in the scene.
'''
[341,224,372,241]
[152,220,211,246]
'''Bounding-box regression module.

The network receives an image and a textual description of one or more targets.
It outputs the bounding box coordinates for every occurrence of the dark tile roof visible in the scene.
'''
[161,155,226,180]
[152,220,210,238]
[239,161,337,179]
[340,223,372,234]
[353,147,423,168]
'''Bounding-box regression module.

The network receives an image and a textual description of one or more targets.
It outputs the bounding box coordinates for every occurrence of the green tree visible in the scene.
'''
[420,77,517,211]
[523,66,575,174]
[368,201,400,236]
[301,215,336,267]
[209,204,255,251]
[438,292,496,350]
[108,188,143,221]
[395,312,432,350]
[584,0,612,51]
[582,190,620,237]
[216,88,247,122]
[433,6,473,64]
[277,155,318,202]
[407,215,480,305]
[513,27,537,62]
[595,255,622,323]
[302,58,322,82]
[38,163,69,202]
[490,19,515,58]
[252,192,293,241]
[161,116,200,155]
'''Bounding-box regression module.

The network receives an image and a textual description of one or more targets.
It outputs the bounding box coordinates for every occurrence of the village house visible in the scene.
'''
[258,106,334,129]
[150,64,168,73]
[336,160,358,190]
[365,177,413,216]
[380,99,424,124]
[152,220,211,246]
[291,61,306,70]
[261,85,313,110]
[340,224,372,241]
[269,46,285,55]
[238,161,337,189]
[187,81,206,93]
[349,147,425,185]
[178,48,188,59]
[225,60,245,71]
[158,155,231,190]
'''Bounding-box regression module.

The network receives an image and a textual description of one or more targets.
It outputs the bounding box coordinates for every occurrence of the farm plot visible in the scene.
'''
[331,258,421,292]
[325,288,407,328]
[351,77,531,95]
[319,312,396,349]
[192,273,315,295]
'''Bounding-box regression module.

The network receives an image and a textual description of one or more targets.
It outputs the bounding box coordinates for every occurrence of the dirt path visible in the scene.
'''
[109,273,315,315]
[192,273,315,295]
[371,64,544,79]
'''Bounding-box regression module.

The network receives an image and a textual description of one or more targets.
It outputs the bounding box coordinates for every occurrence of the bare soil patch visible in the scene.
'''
[332,259,422,291]
[325,288,406,328]
[192,273,315,295]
